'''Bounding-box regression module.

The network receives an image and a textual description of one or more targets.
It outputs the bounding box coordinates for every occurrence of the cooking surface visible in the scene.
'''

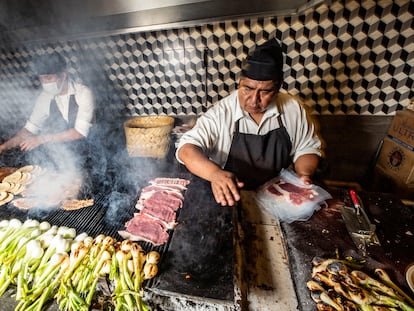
[149,176,235,302]
[0,150,235,309]
[281,190,414,311]
[2,146,413,310]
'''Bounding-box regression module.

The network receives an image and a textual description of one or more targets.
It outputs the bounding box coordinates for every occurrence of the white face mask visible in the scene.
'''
[41,79,64,96]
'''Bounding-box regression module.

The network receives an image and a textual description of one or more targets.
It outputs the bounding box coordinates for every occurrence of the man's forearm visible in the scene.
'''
[178,144,223,182]
[294,153,320,177]
[42,128,84,144]
[0,128,33,150]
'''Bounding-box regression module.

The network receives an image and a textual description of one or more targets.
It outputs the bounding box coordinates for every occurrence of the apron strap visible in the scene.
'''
[277,114,283,128]
[68,95,78,128]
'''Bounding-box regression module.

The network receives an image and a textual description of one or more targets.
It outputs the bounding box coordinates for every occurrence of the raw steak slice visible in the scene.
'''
[140,203,177,224]
[139,191,182,211]
[149,177,190,190]
[266,184,283,196]
[265,181,318,205]
[141,185,184,200]
[278,182,317,200]
[134,203,177,229]
[120,213,170,246]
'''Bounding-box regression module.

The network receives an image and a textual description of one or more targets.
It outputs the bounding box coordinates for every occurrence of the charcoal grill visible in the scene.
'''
[0,149,238,311]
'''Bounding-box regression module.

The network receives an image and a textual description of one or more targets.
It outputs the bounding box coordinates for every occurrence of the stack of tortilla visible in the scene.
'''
[0,165,94,210]
[0,165,42,206]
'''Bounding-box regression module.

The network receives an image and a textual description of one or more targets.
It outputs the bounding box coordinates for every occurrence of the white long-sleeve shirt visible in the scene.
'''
[176,91,322,167]
[25,80,95,137]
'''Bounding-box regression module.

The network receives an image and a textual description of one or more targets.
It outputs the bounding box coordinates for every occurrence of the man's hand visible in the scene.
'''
[0,144,6,154]
[210,169,244,206]
[177,143,244,206]
[19,136,46,151]
[299,175,312,185]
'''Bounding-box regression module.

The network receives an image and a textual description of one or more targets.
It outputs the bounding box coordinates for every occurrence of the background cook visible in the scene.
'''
[176,38,323,207]
[0,52,96,171]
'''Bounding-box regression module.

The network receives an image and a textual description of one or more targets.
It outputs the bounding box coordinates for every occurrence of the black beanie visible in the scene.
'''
[33,52,67,75]
[241,38,284,81]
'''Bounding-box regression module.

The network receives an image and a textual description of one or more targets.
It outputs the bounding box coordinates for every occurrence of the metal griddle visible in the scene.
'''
[148,176,235,303]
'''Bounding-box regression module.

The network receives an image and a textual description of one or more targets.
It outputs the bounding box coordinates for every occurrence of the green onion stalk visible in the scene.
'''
[0,221,43,297]
[15,254,70,311]
[56,235,115,311]
[110,241,154,311]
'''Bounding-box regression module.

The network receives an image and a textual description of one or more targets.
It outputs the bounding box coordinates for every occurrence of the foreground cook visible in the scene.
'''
[0,52,95,169]
[176,38,322,206]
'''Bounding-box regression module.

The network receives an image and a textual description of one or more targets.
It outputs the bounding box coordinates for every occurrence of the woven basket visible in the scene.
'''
[124,116,175,158]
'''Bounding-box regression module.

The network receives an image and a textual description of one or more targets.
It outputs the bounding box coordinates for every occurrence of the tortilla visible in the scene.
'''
[0,182,12,192]
[0,167,18,181]
[18,172,32,185]
[0,191,8,201]
[3,171,23,184]
[0,192,14,206]
[18,165,44,176]
[11,198,37,210]
[61,199,94,211]
[17,165,34,173]
[12,196,61,209]
[7,183,25,195]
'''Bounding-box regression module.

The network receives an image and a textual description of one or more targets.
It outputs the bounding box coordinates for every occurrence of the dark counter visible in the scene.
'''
[281,190,414,311]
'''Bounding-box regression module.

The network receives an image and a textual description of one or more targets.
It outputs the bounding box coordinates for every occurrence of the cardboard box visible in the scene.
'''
[387,108,414,149]
[375,136,414,186]
[371,166,414,199]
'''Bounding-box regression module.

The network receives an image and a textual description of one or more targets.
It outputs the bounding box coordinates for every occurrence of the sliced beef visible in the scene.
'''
[266,181,318,205]
[149,177,190,190]
[120,177,190,246]
[139,191,182,211]
[266,184,283,196]
[140,204,177,224]
[278,182,317,200]
[141,185,184,200]
[120,213,170,246]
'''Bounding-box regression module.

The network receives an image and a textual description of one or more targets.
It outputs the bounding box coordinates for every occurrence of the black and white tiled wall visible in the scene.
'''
[0,0,413,129]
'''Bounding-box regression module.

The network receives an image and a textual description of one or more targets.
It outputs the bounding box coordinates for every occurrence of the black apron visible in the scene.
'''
[224,115,292,190]
[47,94,79,133]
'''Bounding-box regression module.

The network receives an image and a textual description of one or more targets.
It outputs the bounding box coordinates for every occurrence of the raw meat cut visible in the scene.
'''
[255,169,332,223]
[149,177,190,190]
[119,213,170,246]
[266,181,317,205]
[138,190,182,211]
[141,186,184,200]
[120,177,190,246]
[139,203,177,224]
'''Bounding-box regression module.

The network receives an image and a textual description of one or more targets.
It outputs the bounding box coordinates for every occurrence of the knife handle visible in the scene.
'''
[349,189,361,215]
[349,190,359,206]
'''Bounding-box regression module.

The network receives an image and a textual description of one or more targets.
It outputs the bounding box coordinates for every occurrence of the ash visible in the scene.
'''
[144,290,240,311]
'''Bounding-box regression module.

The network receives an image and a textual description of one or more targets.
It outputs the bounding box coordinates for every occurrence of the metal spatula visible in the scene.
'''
[340,190,380,256]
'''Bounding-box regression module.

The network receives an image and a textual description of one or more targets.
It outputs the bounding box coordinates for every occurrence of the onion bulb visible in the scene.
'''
[143,263,158,280]
[0,219,9,228]
[146,251,160,265]
[9,218,22,228]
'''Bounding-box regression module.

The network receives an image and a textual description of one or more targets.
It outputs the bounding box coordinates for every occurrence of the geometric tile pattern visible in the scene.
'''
[0,0,412,131]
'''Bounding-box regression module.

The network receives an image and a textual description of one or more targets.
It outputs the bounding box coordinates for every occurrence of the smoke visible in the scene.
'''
[0,23,178,230]
[104,191,134,228]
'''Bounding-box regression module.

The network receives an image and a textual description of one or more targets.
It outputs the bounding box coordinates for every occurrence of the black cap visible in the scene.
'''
[33,52,67,75]
[241,38,284,81]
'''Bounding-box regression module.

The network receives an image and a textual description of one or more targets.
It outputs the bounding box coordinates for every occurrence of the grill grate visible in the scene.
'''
[0,193,170,258]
